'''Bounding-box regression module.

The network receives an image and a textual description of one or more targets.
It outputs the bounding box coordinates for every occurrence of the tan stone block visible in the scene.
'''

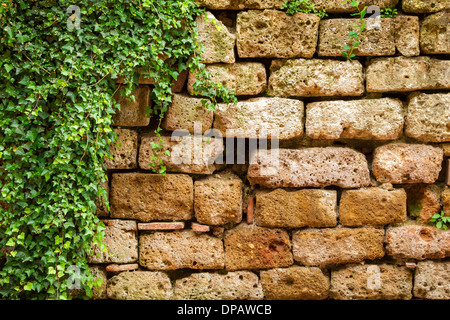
[394,15,420,56]
[420,11,450,54]
[112,86,151,126]
[442,187,450,216]
[196,0,284,9]
[402,0,450,13]
[406,184,442,223]
[414,261,450,299]
[311,0,399,13]
[106,264,139,273]
[104,128,138,170]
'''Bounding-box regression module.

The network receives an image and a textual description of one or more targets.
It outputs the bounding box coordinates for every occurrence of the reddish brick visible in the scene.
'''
[106,264,139,272]
[192,223,211,233]
[138,222,185,231]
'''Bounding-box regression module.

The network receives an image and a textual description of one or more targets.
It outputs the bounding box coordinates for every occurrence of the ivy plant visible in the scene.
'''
[381,8,398,18]
[0,0,235,300]
[342,0,368,61]
[430,211,450,230]
[281,0,328,18]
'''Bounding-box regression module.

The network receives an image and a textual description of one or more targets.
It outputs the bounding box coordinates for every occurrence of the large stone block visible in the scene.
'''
[112,86,151,126]
[260,266,329,300]
[248,147,371,188]
[255,189,337,228]
[420,11,450,54]
[292,227,385,266]
[405,93,450,142]
[414,261,450,299]
[268,59,364,97]
[311,0,399,13]
[139,230,224,270]
[236,10,319,58]
[104,128,138,170]
[213,97,304,140]
[330,264,413,300]
[394,15,420,57]
[402,0,450,13]
[305,98,404,140]
[195,0,284,10]
[366,56,450,92]
[372,143,444,184]
[110,173,193,221]
[224,223,293,270]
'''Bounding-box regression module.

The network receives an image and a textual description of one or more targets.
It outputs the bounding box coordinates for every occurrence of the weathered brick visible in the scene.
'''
[188,63,267,96]
[260,266,329,300]
[394,15,420,57]
[311,0,399,13]
[194,172,243,226]
[406,184,442,223]
[248,147,371,188]
[339,187,407,226]
[224,223,293,270]
[366,56,450,92]
[402,0,450,13]
[255,189,337,228]
[106,263,139,272]
[112,86,151,126]
[330,264,413,300]
[268,59,364,97]
[110,173,193,221]
[139,135,223,175]
[372,143,444,184]
[137,222,185,231]
[213,97,304,140]
[104,128,138,170]
[318,18,395,57]
[174,271,264,300]
[192,223,211,233]
[292,227,385,266]
[414,261,450,299]
[195,0,284,10]
[420,11,450,54]
[305,98,404,140]
[386,221,450,260]
[236,10,319,58]
[139,230,224,270]
[405,92,450,142]
[107,271,173,300]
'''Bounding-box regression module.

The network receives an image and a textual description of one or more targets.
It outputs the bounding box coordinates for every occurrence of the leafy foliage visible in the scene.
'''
[341,0,368,61]
[281,0,328,18]
[0,0,235,299]
[381,8,398,18]
[430,211,450,230]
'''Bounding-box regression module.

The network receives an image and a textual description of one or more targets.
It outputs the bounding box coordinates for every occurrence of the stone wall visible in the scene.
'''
[89,0,450,300]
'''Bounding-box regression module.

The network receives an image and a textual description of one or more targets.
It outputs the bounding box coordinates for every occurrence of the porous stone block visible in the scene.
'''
[311,0,399,13]
[112,86,151,126]
[406,184,442,223]
[104,128,138,170]
[420,11,450,54]
[195,0,284,10]
[394,15,420,56]
[414,261,450,299]
[402,0,450,13]
[110,173,193,221]
[442,187,450,217]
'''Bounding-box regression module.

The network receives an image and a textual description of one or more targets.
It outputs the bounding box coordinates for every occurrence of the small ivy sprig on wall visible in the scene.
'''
[281,0,328,18]
[430,211,450,230]
[342,0,368,61]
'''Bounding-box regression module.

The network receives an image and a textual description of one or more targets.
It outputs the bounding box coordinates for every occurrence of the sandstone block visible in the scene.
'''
[194,172,243,225]
[188,63,267,96]
[174,271,264,300]
[386,221,450,260]
[107,271,173,300]
[402,0,450,13]
[366,56,450,92]
[113,86,151,126]
[292,227,385,266]
[420,11,450,54]
[305,98,404,140]
[414,261,450,299]
[339,187,407,226]
[224,223,293,270]
[330,264,413,300]
[139,230,224,270]
[248,147,371,188]
[195,0,284,10]
[311,0,399,13]
[236,10,319,58]
[255,189,337,228]
[405,93,450,142]
[110,173,193,221]
[260,266,329,300]
[406,184,442,223]
[104,128,138,170]
[372,143,444,184]
[213,97,304,140]
[442,187,450,217]
[268,59,364,97]
[394,15,420,57]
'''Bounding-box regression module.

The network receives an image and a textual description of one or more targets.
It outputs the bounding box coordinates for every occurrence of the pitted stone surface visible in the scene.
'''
[112,86,151,126]
[420,11,450,54]
[414,261,450,299]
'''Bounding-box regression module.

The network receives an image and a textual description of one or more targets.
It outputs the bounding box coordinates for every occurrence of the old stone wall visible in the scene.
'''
[90,0,450,300]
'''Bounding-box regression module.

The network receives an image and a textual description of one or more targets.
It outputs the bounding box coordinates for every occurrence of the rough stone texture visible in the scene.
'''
[339,188,407,226]
[162,94,213,134]
[112,86,151,127]
[213,97,304,140]
[420,11,450,54]
[292,227,385,266]
[386,221,450,260]
[88,220,138,264]
[110,173,193,221]
[196,0,284,10]
[260,266,329,300]
[194,172,243,226]
[139,135,223,175]
[104,128,138,170]
[90,266,108,300]
[95,181,109,217]
[197,12,236,64]
[366,56,450,92]
[305,98,404,140]
[312,0,399,13]
[330,264,413,300]
[187,63,267,96]
[174,271,264,300]
[236,10,319,59]
[372,143,444,184]
[248,147,371,188]
[106,263,139,272]
[224,223,293,270]
[402,0,450,13]
[107,271,173,300]
[138,222,185,231]
[255,189,337,228]
[405,93,450,142]
[406,184,442,223]
[139,230,224,270]
[318,18,395,57]
[394,15,420,57]
[442,187,450,217]
[414,261,450,299]
[268,59,364,97]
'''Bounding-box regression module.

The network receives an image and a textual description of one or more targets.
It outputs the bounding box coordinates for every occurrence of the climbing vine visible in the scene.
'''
[0,0,235,299]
